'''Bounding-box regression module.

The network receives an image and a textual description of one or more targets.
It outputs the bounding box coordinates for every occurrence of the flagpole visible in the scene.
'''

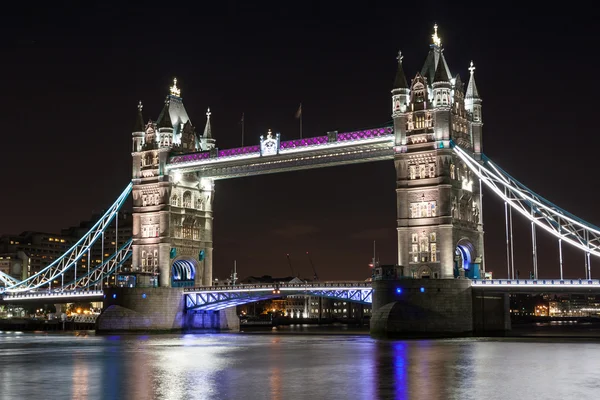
[241,112,245,146]
[299,103,303,139]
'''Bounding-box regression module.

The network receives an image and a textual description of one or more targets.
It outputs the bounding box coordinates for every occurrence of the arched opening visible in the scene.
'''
[171,258,197,287]
[420,266,432,279]
[455,239,478,279]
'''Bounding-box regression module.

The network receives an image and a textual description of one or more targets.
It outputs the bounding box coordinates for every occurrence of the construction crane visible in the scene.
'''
[286,253,295,277]
[306,251,319,281]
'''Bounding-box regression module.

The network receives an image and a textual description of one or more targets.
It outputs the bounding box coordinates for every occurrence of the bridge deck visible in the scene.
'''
[166,128,395,179]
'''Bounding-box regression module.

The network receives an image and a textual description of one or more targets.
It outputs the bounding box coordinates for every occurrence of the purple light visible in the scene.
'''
[218,145,260,157]
[337,127,393,141]
[168,152,210,164]
[280,136,329,149]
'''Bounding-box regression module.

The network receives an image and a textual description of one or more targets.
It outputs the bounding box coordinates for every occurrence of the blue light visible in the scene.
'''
[396,288,402,294]
[420,287,425,293]
[142,293,147,299]
[112,293,117,299]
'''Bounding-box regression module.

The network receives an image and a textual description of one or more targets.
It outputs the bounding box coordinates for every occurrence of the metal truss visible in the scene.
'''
[297,289,372,304]
[453,144,600,258]
[60,239,132,291]
[184,282,373,311]
[3,183,132,293]
[0,271,19,287]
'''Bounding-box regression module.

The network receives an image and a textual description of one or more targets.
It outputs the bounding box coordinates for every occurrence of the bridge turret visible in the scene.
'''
[465,61,483,156]
[132,101,145,153]
[432,48,452,142]
[199,108,216,151]
[392,50,410,150]
[157,97,174,148]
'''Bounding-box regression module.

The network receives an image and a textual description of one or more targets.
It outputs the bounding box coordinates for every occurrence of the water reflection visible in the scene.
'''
[2,332,600,399]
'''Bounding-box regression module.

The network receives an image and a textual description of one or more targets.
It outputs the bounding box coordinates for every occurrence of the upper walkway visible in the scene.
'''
[166,127,394,179]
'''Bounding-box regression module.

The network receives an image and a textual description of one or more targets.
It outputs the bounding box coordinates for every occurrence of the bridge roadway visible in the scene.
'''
[4,279,600,304]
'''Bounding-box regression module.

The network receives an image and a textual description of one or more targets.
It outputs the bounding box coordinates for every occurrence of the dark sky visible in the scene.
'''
[2,1,600,281]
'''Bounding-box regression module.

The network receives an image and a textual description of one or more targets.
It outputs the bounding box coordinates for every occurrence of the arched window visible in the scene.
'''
[141,251,147,267]
[171,194,179,207]
[193,219,200,240]
[196,196,204,210]
[183,217,193,239]
[183,191,192,208]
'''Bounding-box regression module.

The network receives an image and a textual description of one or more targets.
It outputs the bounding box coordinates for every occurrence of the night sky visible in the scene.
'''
[3,2,600,281]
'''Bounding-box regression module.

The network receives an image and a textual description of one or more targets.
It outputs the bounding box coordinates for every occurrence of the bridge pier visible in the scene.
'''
[96,287,239,332]
[370,269,510,337]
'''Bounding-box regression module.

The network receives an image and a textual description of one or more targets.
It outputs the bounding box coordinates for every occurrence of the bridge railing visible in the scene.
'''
[184,281,372,293]
[472,279,600,286]
[2,289,105,301]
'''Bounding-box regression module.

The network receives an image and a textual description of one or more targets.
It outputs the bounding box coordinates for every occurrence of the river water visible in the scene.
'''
[1,328,600,400]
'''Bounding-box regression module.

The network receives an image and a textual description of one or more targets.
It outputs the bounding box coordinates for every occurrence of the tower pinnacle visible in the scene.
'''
[203,107,212,139]
[138,101,143,112]
[432,24,441,47]
[170,78,181,97]
[393,50,409,89]
[466,61,480,99]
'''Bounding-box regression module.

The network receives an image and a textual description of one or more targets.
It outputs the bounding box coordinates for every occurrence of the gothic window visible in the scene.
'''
[430,202,437,217]
[141,251,147,267]
[428,163,436,178]
[412,244,419,262]
[196,196,204,210]
[426,114,432,127]
[419,233,429,253]
[192,219,200,240]
[171,194,179,207]
[145,154,153,166]
[183,191,192,208]
[142,195,147,207]
[420,203,428,218]
[153,250,158,266]
[412,233,418,243]
[142,225,148,238]
[419,165,426,179]
[409,165,416,180]
[450,164,456,180]
[183,217,193,239]
[430,243,437,262]
[430,232,436,242]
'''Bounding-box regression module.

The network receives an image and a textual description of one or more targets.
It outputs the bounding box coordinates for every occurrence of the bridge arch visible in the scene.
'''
[455,238,477,278]
[171,258,198,287]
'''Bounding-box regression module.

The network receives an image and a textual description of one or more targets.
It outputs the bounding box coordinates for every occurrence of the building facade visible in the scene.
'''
[393,25,484,279]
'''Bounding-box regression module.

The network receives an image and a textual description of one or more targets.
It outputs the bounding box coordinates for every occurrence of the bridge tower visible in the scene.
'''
[131,79,215,288]
[393,25,484,279]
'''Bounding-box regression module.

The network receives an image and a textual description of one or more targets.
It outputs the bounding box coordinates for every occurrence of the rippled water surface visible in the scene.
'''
[1,330,600,399]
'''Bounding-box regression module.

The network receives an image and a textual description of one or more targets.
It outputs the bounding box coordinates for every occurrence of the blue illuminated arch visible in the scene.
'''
[171,258,197,287]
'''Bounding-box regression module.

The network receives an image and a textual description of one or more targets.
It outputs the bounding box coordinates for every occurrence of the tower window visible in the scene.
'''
[409,165,416,180]
[183,191,192,208]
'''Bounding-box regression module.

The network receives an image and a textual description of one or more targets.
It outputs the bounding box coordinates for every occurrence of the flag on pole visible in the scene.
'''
[295,103,302,119]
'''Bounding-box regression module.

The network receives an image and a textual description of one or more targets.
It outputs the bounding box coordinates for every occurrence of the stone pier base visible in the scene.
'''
[370,279,511,338]
[96,287,239,332]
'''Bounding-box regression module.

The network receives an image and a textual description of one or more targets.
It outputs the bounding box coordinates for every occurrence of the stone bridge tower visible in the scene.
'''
[393,25,484,279]
[131,79,214,288]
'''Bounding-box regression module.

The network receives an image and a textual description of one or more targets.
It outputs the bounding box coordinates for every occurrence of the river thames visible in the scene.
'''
[1,329,600,399]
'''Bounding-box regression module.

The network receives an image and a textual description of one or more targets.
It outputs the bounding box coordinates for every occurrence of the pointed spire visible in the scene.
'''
[157,97,173,129]
[393,50,408,89]
[433,53,450,83]
[133,101,145,132]
[466,61,480,99]
[203,107,212,139]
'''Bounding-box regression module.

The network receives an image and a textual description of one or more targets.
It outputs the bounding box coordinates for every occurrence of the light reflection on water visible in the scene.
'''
[1,331,600,399]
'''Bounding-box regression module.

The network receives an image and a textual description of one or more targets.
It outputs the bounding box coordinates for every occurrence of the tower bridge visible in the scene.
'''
[2,25,599,336]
